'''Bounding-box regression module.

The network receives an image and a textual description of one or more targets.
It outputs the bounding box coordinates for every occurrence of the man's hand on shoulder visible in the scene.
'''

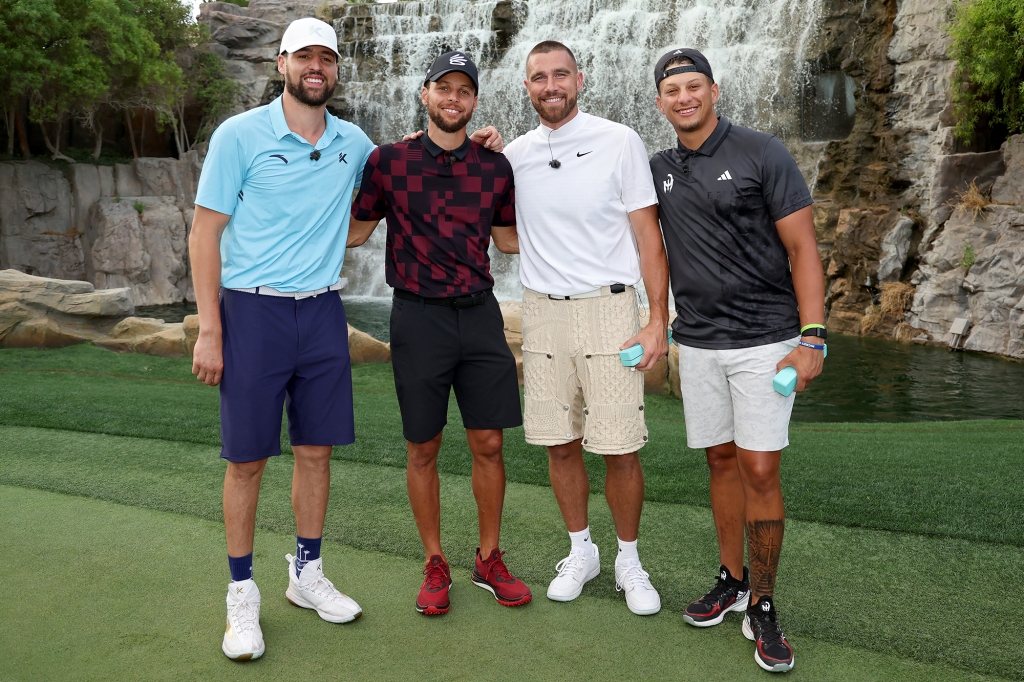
[470,126,503,152]
[620,321,669,373]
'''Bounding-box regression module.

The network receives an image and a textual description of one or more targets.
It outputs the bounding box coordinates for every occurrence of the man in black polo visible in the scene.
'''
[348,51,531,616]
[649,48,826,673]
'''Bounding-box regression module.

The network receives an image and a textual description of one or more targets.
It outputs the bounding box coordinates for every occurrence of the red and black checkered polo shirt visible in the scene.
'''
[351,134,516,298]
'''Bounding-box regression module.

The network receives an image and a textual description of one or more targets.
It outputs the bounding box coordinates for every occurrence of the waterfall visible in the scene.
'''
[336,0,823,300]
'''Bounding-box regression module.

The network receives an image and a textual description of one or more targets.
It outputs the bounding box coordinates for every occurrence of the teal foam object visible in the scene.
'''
[773,366,798,396]
[619,344,644,367]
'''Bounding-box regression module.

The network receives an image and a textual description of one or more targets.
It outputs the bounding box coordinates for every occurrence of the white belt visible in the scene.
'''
[230,278,346,299]
[534,284,633,301]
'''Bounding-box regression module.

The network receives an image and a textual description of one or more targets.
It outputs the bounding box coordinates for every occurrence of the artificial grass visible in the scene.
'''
[2,345,1023,546]
[1,486,1003,682]
[1,425,1022,679]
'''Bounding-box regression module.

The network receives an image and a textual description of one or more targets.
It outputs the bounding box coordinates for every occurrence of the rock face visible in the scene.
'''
[0,269,133,347]
[0,153,201,306]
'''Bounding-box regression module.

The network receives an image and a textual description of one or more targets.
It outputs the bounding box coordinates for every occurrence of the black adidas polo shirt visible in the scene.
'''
[650,117,813,350]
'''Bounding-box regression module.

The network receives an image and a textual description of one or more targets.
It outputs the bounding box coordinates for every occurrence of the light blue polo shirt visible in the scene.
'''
[195,96,374,292]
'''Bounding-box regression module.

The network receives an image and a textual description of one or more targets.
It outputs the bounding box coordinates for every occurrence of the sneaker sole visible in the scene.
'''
[683,591,750,627]
[626,600,662,616]
[742,616,795,673]
[546,565,600,602]
[222,640,265,661]
[471,574,533,607]
[416,602,450,615]
[286,587,362,623]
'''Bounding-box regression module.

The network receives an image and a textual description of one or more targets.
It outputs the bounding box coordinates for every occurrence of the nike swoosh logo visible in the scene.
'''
[577,151,592,157]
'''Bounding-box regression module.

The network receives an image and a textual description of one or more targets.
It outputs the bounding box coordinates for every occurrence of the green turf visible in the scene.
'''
[2,345,1023,546]
[0,485,1007,682]
[1,425,1022,679]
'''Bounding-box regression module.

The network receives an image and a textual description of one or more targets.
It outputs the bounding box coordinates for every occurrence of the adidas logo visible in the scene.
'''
[717,170,733,181]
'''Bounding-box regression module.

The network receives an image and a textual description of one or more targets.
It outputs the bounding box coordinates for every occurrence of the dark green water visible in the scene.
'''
[132,299,1024,423]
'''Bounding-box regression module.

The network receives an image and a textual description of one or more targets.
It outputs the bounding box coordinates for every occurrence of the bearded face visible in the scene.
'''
[282,49,338,107]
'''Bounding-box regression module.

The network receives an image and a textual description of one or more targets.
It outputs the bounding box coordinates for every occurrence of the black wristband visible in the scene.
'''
[801,327,827,340]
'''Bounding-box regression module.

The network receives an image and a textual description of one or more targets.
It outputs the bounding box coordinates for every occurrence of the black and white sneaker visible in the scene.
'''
[742,596,795,673]
[683,565,750,627]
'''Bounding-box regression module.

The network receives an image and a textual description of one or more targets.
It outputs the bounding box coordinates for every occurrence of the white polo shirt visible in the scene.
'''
[503,111,658,296]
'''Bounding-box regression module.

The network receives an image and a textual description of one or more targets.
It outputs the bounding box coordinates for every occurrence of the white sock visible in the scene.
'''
[617,537,640,565]
[568,527,593,555]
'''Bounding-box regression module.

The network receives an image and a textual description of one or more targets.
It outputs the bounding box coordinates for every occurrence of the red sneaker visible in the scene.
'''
[416,555,451,616]
[472,548,532,607]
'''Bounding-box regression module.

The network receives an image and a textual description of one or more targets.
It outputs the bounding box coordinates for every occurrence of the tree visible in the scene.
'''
[949,0,1024,141]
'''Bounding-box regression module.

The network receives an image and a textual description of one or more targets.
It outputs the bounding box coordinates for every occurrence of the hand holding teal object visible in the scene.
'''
[620,344,644,367]
[773,366,798,396]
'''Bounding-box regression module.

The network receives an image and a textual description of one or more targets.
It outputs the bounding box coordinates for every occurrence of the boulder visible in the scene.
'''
[907,205,1024,356]
[0,161,85,281]
[0,269,134,348]
[204,10,284,49]
[348,324,390,364]
[991,134,1024,206]
[95,317,188,357]
[183,314,200,356]
[85,197,190,306]
[877,216,915,282]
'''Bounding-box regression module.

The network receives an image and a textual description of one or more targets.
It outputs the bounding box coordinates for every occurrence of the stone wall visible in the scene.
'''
[0,153,201,306]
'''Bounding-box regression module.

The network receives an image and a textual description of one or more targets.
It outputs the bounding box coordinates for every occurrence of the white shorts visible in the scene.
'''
[678,337,800,452]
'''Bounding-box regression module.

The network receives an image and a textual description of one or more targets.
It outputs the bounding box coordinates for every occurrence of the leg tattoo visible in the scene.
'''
[746,519,784,597]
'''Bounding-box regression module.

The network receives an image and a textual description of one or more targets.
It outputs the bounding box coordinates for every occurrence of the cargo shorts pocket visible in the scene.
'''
[580,353,647,454]
[522,348,569,441]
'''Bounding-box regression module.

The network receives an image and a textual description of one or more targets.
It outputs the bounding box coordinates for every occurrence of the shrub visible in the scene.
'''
[948,0,1024,141]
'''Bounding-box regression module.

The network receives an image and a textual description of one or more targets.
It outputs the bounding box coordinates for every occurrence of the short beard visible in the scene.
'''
[285,65,336,107]
[532,90,578,126]
[428,105,473,134]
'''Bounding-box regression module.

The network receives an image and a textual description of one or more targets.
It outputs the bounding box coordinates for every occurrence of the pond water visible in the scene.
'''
[133,298,1024,423]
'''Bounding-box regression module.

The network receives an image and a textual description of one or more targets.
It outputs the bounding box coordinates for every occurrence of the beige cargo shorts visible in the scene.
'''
[521,286,648,455]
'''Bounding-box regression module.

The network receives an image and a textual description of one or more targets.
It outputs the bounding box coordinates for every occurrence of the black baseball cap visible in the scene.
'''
[424,51,479,93]
[654,48,714,90]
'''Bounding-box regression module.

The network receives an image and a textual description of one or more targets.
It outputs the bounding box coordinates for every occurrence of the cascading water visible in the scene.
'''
[337,0,823,301]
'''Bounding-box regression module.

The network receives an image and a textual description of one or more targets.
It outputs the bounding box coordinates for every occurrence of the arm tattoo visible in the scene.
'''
[746,518,785,596]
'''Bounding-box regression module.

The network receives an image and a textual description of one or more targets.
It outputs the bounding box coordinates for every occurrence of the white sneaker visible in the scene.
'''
[285,554,362,623]
[222,579,265,661]
[615,560,662,615]
[547,544,601,602]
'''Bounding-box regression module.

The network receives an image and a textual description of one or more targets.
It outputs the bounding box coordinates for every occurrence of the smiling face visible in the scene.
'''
[421,72,478,133]
[656,69,719,136]
[524,50,583,127]
[278,46,339,107]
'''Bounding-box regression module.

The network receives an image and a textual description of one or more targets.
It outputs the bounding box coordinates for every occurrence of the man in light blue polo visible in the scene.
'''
[189,18,373,661]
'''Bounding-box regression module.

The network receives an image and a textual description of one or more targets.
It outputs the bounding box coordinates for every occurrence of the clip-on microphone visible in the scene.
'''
[310,150,321,161]
[546,130,560,169]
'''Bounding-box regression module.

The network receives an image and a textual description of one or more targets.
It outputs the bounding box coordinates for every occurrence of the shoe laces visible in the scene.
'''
[486,550,514,582]
[554,552,588,578]
[228,598,258,636]
[697,575,732,607]
[423,562,448,590]
[615,564,651,592]
[752,609,788,649]
[304,572,343,602]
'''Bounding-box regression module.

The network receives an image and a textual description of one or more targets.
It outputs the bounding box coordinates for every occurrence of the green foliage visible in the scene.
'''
[133,200,146,214]
[960,241,977,270]
[949,0,1024,140]
[0,0,236,158]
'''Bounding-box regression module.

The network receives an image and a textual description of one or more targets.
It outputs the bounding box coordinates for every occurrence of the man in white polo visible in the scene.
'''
[191,19,373,661]
[502,40,670,615]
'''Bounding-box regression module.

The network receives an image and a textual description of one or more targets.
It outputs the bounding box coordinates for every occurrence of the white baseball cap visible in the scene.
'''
[279,18,339,57]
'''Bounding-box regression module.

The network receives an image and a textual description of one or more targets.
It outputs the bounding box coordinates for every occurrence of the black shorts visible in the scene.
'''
[390,289,522,443]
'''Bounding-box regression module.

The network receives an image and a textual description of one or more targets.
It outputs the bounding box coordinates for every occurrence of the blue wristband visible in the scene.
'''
[798,340,825,351]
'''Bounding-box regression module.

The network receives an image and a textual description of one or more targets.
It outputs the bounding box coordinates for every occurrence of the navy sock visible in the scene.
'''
[228,552,253,583]
[294,536,322,577]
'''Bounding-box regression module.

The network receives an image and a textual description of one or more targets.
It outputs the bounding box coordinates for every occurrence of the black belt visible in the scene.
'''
[394,288,491,309]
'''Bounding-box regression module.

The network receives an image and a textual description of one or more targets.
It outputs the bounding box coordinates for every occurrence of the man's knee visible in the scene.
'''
[738,453,781,497]
[706,442,737,477]
[603,452,640,473]
[548,440,582,464]
[226,458,267,483]
[468,429,503,460]
[407,434,442,470]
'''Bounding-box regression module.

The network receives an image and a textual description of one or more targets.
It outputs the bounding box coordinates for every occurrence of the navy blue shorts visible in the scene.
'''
[219,288,355,463]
